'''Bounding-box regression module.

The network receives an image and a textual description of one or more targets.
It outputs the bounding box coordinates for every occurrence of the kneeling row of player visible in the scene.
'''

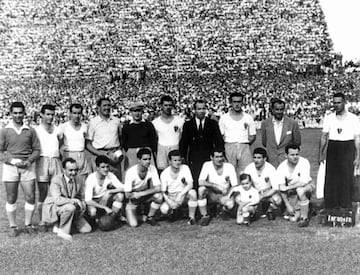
[40,144,313,241]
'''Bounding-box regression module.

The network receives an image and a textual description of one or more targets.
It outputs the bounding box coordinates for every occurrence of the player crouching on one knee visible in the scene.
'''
[228,173,260,225]
[124,148,163,227]
[244,147,282,220]
[277,144,314,227]
[197,149,238,226]
[85,155,126,225]
[159,150,198,225]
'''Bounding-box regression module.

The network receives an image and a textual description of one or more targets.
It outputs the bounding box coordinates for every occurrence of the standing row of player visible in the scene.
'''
[0,92,315,240]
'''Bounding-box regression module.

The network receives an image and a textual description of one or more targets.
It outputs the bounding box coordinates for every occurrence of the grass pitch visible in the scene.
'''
[1,128,360,274]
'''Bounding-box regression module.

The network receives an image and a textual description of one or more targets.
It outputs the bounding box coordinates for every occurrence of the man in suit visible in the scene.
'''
[261,98,301,168]
[42,158,91,241]
[179,99,224,190]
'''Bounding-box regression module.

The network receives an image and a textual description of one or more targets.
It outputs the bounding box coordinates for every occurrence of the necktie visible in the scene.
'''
[67,179,74,197]
[199,120,203,135]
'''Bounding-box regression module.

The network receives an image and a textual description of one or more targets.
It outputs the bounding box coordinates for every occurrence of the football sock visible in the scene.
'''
[300,200,309,219]
[198,199,207,216]
[188,200,198,219]
[6,202,17,227]
[24,202,35,226]
[148,201,160,217]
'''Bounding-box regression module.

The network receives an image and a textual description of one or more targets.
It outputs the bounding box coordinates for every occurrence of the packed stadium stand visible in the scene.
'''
[1,0,359,127]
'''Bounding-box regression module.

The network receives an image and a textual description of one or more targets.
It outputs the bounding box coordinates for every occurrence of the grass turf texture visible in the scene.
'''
[1,128,360,274]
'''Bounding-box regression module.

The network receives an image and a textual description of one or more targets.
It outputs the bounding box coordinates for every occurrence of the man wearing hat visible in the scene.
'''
[122,101,157,171]
[86,98,123,180]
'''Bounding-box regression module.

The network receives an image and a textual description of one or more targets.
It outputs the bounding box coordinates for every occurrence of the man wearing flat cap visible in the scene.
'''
[122,101,157,171]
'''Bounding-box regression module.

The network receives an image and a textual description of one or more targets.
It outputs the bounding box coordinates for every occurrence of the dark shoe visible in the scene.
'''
[243,216,250,226]
[8,226,20,237]
[267,211,275,220]
[187,218,195,225]
[38,224,48,233]
[200,215,210,226]
[23,224,38,234]
[298,218,309,227]
[219,209,229,221]
[146,216,158,226]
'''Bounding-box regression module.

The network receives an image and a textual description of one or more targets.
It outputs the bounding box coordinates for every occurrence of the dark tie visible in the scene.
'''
[67,179,74,197]
[199,121,203,135]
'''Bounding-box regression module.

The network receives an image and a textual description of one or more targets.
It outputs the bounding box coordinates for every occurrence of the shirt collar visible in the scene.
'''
[5,120,30,134]
[272,117,284,124]
[63,174,73,184]
[98,115,114,122]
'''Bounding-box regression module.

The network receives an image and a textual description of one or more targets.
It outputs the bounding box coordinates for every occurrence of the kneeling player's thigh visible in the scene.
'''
[244,205,257,214]
[187,189,197,201]
[270,193,282,206]
[208,191,222,204]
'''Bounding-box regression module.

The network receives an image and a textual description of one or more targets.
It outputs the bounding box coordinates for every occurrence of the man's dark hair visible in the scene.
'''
[168,149,181,160]
[137,147,152,159]
[160,95,174,105]
[97,97,111,107]
[210,148,225,157]
[253,147,267,158]
[193,99,207,110]
[62,157,77,169]
[285,144,300,154]
[229,92,244,103]
[270,98,285,109]
[69,103,83,113]
[95,155,110,167]
[333,92,345,100]
[40,104,56,114]
[10,102,25,113]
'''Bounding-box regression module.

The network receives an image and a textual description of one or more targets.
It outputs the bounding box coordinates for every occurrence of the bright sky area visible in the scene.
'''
[319,0,360,62]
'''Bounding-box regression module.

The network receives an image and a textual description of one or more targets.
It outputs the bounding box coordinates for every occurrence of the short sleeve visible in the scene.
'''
[247,116,256,135]
[322,114,330,133]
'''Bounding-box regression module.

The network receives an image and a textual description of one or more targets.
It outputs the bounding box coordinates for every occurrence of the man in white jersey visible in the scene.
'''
[152,95,184,173]
[124,148,163,227]
[85,155,125,223]
[60,103,92,181]
[159,150,197,225]
[219,92,256,174]
[277,144,313,227]
[244,147,282,220]
[197,149,238,226]
[319,92,360,210]
[35,104,63,231]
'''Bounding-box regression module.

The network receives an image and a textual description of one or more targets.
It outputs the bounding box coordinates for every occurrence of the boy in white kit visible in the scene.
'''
[229,173,260,225]
[59,103,92,181]
[159,150,198,225]
[244,147,282,220]
[197,149,238,226]
[152,95,184,173]
[35,104,63,230]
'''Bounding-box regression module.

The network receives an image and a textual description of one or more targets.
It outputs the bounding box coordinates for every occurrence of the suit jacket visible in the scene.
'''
[179,117,224,165]
[261,116,301,168]
[42,174,85,223]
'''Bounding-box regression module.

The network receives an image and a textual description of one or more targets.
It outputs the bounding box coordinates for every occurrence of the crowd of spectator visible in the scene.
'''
[1,0,332,80]
[1,0,358,129]
[1,71,360,129]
